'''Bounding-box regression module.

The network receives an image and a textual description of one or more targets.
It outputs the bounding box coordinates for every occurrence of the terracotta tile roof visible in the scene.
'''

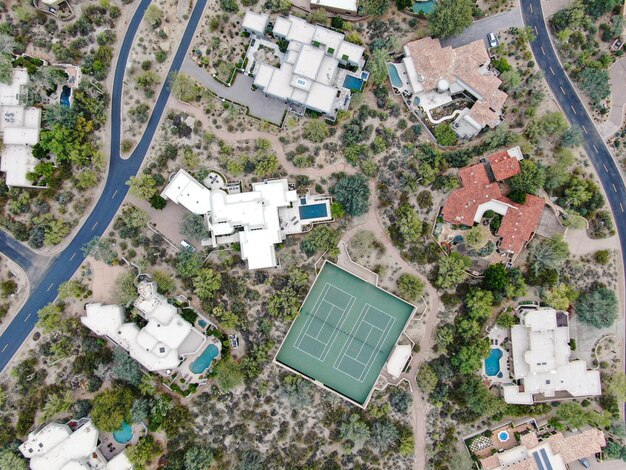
[479,455,500,470]
[441,163,503,225]
[488,150,521,181]
[519,432,539,449]
[441,151,545,256]
[404,37,508,127]
[547,429,606,463]
[496,194,544,255]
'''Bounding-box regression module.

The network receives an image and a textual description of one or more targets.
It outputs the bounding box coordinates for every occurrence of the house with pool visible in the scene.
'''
[243,14,368,120]
[81,279,220,379]
[483,306,601,405]
[19,418,133,470]
[387,37,507,139]
[161,169,333,270]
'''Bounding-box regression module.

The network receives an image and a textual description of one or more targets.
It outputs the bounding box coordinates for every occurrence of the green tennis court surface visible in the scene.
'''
[275,262,415,406]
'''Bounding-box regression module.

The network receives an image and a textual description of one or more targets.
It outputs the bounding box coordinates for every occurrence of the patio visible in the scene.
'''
[470,421,536,459]
[485,326,511,384]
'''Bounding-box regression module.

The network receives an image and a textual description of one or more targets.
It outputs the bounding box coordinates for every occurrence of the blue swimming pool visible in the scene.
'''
[198,319,207,328]
[113,422,133,444]
[412,0,436,14]
[299,203,328,220]
[60,85,71,108]
[190,343,219,374]
[387,63,403,88]
[343,75,364,92]
[484,348,502,376]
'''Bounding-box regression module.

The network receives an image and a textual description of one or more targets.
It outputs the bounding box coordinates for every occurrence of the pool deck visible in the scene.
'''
[178,335,222,382]
[483,326,511,384]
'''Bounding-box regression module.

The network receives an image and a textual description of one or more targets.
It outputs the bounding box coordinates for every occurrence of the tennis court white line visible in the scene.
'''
[333,304,395,382]
[293,283,355,362]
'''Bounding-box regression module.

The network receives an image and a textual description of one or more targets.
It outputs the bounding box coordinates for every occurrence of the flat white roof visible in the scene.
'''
[253,63,274,89]
[294,45,325,80]
[0,145,39,188]
[242,10,268,35]
[311,0,358,12]
[506,307,601,403]
[386,344,412,378]
[272,16,292,38]
[306,82,337,114]
[161,169,211,214]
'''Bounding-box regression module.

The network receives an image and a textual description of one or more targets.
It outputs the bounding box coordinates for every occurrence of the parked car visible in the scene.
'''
[181,240,196,253]
[578,458,590,468]
[488,33,498,48]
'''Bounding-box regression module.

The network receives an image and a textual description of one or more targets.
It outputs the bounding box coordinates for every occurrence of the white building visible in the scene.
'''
[81,280,205,373]
[502,307,601,404]
[242,11,269,36]
[18,419,133,470]
[0,68,43,188]
[310,0,358,15]
[250,15,366,118]
[162,169,332,270]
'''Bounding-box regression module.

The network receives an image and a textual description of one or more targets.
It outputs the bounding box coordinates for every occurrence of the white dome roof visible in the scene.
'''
[437,78,450,92]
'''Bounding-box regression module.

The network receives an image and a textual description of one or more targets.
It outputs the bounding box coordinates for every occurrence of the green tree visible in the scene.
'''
[416,364,437,394]
[114,271,137,304]
[433,123,458,146]
[254,153,279,177]
[170,72,199,102]
[543,283,579,310]
[435,252,471,289]
[144,4,163,28]
[539,112,568,138]
[152,270,175,294]
[126,434,162,469]
[0,54,12,85]
[496,312,516,328]
[368,47,390,86]
[560,126,583,147]
[508,160,545,195]
[340,414,370,444]
[111,347,142,386]
[303,119,329,143]
[577,66,610,106]
[482,264,508,292]
[126,174,157,200]
[394,203,423,245]
[0,450,27,470]
[181,213,209,241]
[0,280,17,298]
[428,0,474,39]
[369,420,399,453]
[576,286,618,328]
[397,273,424,302]
[83,237,118,264]
[176,251,204,279]
[361,0,389,16]
[91,387,134,432]
[300,225,339,257]
[213,355,244,391]
[308,8,328,25]
[465,225,488,249]
[500,70,522,91]
[331,174,370,216]
[527,235,569,277]
[192,268,222,301]
[452,339,490,375]
[38,303,63,333]
[608,372,626,403]
[183,445,214,470]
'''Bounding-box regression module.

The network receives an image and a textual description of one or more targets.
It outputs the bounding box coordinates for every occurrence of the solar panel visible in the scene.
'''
[540,448,554,470]
[532,452,545,470]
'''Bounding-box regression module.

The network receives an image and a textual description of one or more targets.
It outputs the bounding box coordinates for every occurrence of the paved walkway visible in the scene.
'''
[180,59,288,125]
[599,57,626,139]
[441,6,524,48]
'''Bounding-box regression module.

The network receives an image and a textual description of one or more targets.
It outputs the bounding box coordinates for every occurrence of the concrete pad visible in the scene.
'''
[441,7,524,49]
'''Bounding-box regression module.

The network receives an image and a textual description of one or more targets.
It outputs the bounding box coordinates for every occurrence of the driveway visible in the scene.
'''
[180,59,288,126]
[599,57,626,139]
[441,6,524,48]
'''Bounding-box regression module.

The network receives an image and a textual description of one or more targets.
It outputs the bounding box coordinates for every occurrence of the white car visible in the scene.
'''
[488,33,498,48]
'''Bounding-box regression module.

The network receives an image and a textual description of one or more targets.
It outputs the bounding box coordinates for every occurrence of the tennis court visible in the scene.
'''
[275,261,415,406]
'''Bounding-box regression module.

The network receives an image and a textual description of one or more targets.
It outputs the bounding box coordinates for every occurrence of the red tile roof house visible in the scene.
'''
[441,147,545,260]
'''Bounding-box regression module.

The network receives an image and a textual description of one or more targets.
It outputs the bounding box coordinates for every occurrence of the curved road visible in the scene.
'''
[0,0,208,372]
[520,0,626,407]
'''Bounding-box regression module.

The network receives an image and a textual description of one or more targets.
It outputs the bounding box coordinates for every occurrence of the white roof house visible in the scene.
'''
[502,307,601,404]
[18,419,133,470]
[251,15,365,117]
[81,280,205,373]
[162,169,300,270]
[0,68,43,188]
[242,11,269,36]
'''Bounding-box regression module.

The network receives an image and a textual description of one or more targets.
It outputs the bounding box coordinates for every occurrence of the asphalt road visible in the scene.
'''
[0,0,208,373]
[520,0,626,408]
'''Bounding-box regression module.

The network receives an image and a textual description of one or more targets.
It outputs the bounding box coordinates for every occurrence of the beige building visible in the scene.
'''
[479,428,606,470]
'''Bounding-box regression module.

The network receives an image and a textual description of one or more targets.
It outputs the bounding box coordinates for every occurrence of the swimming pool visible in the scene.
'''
[198,319,207,328]
[412,0,436,14]
[343,75,364,92]
[60,85,71,108]
[387,63,403,88]
[190,343,219,374]
[113,422,133,444]
[299,203,328,220]
[484,348,502,377]
[498,431,510,442]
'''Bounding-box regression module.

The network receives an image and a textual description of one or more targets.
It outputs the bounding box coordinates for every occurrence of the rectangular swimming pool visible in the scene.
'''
[299,203,328,220]
[343,75,364,92]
